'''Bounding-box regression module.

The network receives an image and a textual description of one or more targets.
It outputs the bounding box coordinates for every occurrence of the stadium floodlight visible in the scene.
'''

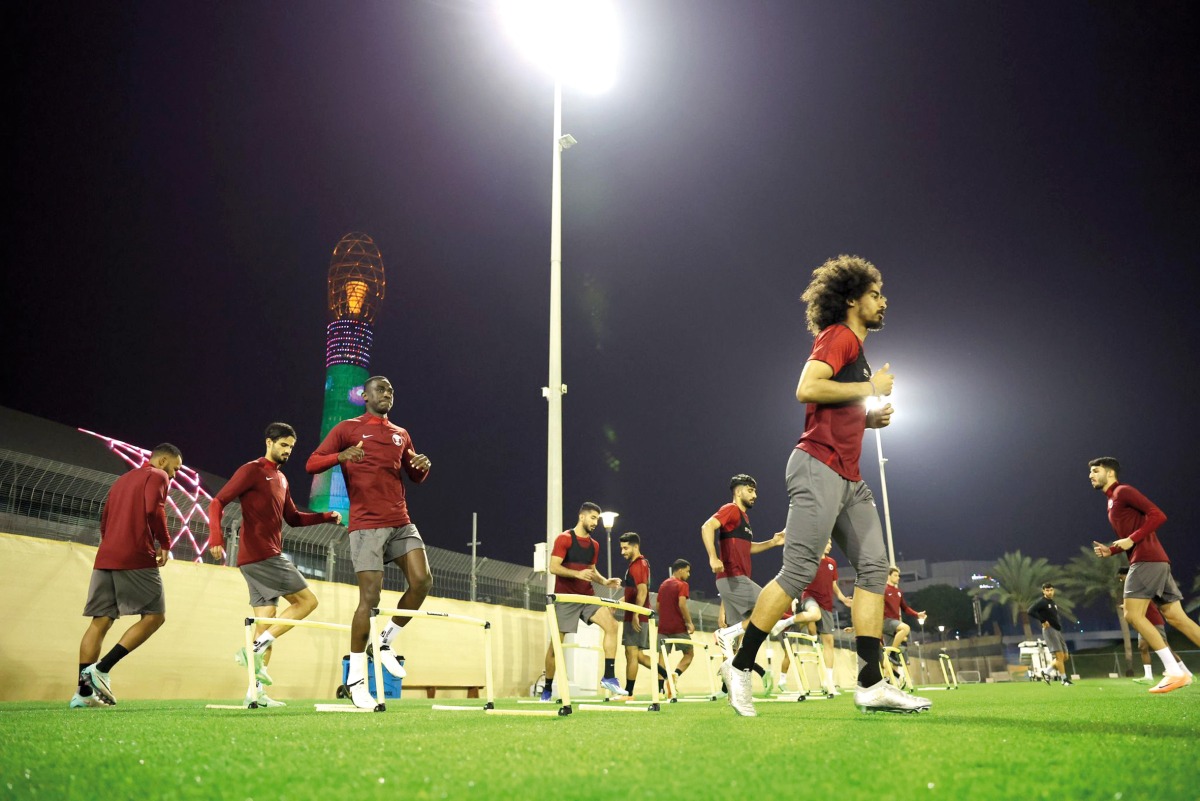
[499,0,618,594]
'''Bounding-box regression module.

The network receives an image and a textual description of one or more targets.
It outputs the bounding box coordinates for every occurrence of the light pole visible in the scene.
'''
[500,1,618,595]
[598,510,619,579]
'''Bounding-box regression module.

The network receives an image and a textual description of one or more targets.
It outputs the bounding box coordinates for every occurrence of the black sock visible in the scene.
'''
[544,677,554,694]
[732,623,768,671]
[657,665,669,679]
[625,679,635,695]
[674,668,683,677]
[77,663,92,695]
[751,663,766,677]
[604,659,616,679]
[856,636,883,686]
[658,679,665,691]
[97,644,129,674]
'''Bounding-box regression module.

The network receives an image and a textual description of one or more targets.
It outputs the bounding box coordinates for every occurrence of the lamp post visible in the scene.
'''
[937,624,945,643]
[598,510,619,579]
[500,0,618,595]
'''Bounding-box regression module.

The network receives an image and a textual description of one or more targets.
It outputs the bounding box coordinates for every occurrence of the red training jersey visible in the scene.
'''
[306,414,428,532]
[95,464,171,570]
[209,457,334,566]
[801,556,840,611]
[713,502,753,580]
[657,576,690,634]
[622,555,651,622]
[553,530,598,596]
[796,324,871,482]
[1104,483,1169,564]
[884,584,919,621]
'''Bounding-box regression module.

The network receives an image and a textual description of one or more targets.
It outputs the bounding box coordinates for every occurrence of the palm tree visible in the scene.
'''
[1061,546,1130,672]
[971,551,1073,639]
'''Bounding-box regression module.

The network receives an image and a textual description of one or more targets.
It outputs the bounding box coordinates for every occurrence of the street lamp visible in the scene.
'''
[937,624,945,642]
[499,0,618,594]
[598,510,619,578]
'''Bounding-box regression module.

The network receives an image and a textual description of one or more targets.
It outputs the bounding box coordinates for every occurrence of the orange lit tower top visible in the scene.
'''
[310,232,386,516]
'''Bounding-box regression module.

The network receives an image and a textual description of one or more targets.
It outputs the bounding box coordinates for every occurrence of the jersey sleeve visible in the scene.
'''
[1114,485,1168,545]
[208,464,257,548]
[145,470,171,550]
[551,533,572,560]
[714,504,740,531]
[306,423,347,474]
[282,487,334,527]
[679,581,690,599]
[632,560,650,587]
[808,325,860,375]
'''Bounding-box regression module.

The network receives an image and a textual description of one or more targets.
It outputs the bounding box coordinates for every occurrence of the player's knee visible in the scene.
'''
[412,571,433,595]
[854,557,889,595]
[146,614,166,632]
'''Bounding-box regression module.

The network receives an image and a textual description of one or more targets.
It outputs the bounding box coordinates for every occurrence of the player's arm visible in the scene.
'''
[145,472,171,566]
[1110,486,1167,552]
[633,580,648,631]
[305,425,362,474]
[750,530,786,554]
[679,594,694,634]
[796,359,892,404]
[549,554,596,583]
[207,464,256,561]
[282,489,340,528]
[834,581,852,607]
[701,517,723,573]
[402,441,431,484]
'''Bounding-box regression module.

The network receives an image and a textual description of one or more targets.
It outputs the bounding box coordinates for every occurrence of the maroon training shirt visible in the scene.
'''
[1104,483,1169,564]
[306,414,427,532]
[657,576,690,634]
[95,464,171,570]
[622,555,650,622]
[552,530,598,595]
[796,324,872,482]
[801,556,840,611]
[884,584,919,621]
[209,457,334,566]
[714,503,753,580]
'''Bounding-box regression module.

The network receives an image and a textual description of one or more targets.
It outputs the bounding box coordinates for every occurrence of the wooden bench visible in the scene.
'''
[404,685,483,699]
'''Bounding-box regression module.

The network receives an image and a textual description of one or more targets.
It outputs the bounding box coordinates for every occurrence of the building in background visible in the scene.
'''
[308,232,386,519]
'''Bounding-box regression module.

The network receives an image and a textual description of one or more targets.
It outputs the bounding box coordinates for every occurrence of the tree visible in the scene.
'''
[970,551,1074,639]
[1061,546,1131,672]
[908,584,976,635]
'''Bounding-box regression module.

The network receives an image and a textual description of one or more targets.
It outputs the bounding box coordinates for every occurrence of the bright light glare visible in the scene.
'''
[499,0,619,92]
[599,510,619,528]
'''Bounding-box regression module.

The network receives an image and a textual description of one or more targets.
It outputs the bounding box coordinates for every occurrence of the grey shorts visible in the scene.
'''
[801,597,834,635]
[350,524,425,573]
[1138,624,1168,646]
[776,449,889,599]
[883,617,905,638]
[622,621,650,649]
[555,601,601,634]
[1042,626,1068,654]
[717,576,762,621]
[1124,562,1183,605]
[660,634,693,653]
[83,568,165,618]
[240,555,309,607]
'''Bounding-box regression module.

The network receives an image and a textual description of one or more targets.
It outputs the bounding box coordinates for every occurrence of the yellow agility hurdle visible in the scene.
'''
[883,645,915,693]
[373,607,496,711]
[546,593,661,715]
[659,637,719,702]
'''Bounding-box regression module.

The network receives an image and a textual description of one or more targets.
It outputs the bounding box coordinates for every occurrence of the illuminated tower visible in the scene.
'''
[309,232,386,517]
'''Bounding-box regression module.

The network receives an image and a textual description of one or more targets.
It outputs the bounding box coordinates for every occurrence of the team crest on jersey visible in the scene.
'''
[392,433,402,446]
[1107,499,1113,510]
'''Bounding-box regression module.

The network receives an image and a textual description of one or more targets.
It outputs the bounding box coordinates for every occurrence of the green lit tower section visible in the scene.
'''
[310,232,386,517]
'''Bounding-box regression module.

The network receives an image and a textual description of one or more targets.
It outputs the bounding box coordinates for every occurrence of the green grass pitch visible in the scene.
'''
[2,681,1197,800]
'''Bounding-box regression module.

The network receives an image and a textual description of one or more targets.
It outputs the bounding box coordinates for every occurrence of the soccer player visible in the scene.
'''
[618,533,665,696]
[1027,583,1072,685]
[1117,568,1184,683]
[772,539,851,694]
[541,502,626,700]
[72,443,183,708]
[883,567,925,670]
[208,422,341,707]
[306,376,433,709]
[723,255,932,716]
[701,474,785,661]
[1089,456,1200,694]
[656,559,696,697]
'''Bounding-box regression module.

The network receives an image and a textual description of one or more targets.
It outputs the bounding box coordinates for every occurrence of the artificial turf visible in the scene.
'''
[2,681,1197,800]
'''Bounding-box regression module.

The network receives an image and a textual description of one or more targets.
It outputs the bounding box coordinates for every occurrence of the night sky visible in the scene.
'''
[5,2,1199,601]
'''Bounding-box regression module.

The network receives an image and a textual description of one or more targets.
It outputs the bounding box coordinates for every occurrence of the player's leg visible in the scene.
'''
[74,616,113,707]
[346,569,384,708]
[1137,633,1154,680]
[1160,601,1200,648]
[820,631,838,693]
[624,643,640,695]
[592,607,628,696]
[388,531,433,629]
[892,621,910,649]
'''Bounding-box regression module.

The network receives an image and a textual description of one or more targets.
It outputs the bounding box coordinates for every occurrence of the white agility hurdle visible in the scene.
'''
[659,637,719,701]
[373,607,496,711]
[546,593,661,715]
[785,631,834,699]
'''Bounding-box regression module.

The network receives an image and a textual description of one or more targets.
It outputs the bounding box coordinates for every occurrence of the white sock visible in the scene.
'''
[381,623,401,647]
[1155,648,1182,676]
[825,667,835,689]
[253,632,275,652]
[348,651,367,683]
[1143,664,1154,679]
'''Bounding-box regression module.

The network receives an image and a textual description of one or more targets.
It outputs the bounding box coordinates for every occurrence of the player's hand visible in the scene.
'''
[632,618,642,633]
[329,511,342,525]
[407,448,431,472]
[1092,540,1113,557]
[709,556,723,574]
[771,530,786,547]
[917,612,926,621]
[1113,537,1134,552]
[866,403,894,429]
[686,624,695,634]
[871,363,894,396]
[155,547,169,567]
[604,577,621,589]
[1042,621,1049,629]
[209,545,225,562]
[843,595,854,607]
[339,440,366,464]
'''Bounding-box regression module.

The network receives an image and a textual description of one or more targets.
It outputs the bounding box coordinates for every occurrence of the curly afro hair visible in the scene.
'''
[800,255,882,335]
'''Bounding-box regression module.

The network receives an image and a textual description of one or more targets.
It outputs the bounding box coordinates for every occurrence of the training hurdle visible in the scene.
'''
[546,593,661,715]
[917,652,959,691]
[883,645,915,693]
[785,631,833,698]
[659,637,719,701]
[374,607,495,711]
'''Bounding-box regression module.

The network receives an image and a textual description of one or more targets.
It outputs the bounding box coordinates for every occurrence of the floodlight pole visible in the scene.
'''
[544,75,567,595]
[873,427,897,568]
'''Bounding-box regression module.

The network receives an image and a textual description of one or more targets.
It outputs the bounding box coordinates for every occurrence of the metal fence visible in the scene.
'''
[0,448,721,626]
